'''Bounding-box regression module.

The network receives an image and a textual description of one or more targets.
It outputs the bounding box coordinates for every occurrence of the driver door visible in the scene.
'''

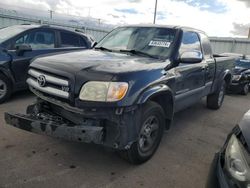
[8,28,61,89]
[174,31,206,112]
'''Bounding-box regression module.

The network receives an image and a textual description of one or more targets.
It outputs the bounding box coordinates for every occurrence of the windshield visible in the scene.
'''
[96,27,177,59]
[0,26,30,43]
[235,59,250,69]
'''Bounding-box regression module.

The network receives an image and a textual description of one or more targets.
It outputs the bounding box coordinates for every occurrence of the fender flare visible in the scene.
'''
[0,67,15,86]
[213,69,232,91]
[137,84,175,129]
[137,84,174,104]
[222,69,232,83]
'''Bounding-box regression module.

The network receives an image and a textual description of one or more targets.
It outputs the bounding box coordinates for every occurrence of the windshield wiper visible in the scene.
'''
[120,49,158,59]
[95,46,112,52]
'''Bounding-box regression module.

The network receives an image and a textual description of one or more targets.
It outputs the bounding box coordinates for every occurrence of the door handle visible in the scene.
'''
[202,66,209,71]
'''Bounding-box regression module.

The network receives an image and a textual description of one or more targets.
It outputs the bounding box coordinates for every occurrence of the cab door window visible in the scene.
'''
[179,31,202,55]
[15,34,28,45]
[14,30,55,50]
[199,33,213,59]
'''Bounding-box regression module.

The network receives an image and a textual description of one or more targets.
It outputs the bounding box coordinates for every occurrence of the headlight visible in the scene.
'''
[225,135,250,182]
[232,75,242,81]
[79,81,128,102]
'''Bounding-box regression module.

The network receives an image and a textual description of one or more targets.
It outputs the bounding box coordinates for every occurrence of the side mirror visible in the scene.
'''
[15,44,32,56]
[180,51,203,64]
[0,46,8,53]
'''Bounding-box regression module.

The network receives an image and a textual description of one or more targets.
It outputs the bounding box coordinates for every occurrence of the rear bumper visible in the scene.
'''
[5,112,104,144]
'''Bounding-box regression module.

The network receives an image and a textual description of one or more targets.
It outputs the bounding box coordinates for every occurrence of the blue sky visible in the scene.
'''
[1,0,250,37]
[178,0,227,13]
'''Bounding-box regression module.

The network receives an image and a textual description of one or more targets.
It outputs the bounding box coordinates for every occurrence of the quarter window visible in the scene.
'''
[60,32,83,47]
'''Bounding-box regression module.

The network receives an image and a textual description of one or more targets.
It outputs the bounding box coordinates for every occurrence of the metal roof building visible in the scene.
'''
[210,37,250,55]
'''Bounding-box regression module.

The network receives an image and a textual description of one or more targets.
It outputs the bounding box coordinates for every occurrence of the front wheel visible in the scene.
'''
[207,81,226,110]
[0,74,12,104]
[241,83,249,95]
[119,101,165,164]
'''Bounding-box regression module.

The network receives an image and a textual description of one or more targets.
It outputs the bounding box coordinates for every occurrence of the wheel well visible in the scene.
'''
[149,92,174,129]
[0,71,14,91]
[224,74,232,86]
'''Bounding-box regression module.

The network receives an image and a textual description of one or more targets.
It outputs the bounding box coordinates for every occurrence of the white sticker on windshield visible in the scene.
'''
[149,40,171,48]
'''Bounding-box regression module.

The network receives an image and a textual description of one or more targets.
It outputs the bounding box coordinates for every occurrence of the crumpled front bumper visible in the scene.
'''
[5,112,104,144]
[4,98,141,149]
[228,81,249,93]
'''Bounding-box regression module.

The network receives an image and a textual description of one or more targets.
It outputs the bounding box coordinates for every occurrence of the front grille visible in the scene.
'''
[27,69,70,99]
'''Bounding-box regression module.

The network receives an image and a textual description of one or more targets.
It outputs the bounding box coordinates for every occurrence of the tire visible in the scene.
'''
[0,74,12,104]
[119,101,165,164]
[241,83,249,95]
[207,81,226,110]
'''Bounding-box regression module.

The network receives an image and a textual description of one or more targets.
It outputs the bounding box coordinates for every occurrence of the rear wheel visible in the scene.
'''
[0,74,12,103]
[119,101,165,164]
[241,83,249,95]
[207,81,226,110]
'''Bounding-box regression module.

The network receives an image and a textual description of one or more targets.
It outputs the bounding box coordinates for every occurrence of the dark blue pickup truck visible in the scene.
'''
[0,24,95,103]
[5,25,234,164]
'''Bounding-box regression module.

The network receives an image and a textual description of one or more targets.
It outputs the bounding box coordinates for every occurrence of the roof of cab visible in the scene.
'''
[9,24,89,37]
[119,24,206,34]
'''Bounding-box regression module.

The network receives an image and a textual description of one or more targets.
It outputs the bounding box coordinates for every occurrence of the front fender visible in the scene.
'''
[0,66,15,85]
[213,69,232,92]
[222,69,232,81]
[137,84,174,104]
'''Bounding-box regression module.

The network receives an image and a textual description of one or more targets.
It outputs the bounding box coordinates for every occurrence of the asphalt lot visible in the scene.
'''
[0,92,250,188]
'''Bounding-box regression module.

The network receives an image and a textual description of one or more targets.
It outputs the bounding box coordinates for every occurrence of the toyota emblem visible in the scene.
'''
[37,75,46,87]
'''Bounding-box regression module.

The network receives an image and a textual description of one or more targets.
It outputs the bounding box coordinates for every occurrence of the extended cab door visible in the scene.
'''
[199,33,216,96]
[174,31,207,112]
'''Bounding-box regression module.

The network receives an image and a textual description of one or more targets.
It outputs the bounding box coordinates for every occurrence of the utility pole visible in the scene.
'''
[88,7,91,17]
[153,0,158,24]
[48,10,54,19]
[248,28,250,39]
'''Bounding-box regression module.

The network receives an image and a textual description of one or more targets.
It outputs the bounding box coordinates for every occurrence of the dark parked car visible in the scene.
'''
[5,25,234,164]
[207,109,250,188]
[228,56,250,95]
[0,24,95,103]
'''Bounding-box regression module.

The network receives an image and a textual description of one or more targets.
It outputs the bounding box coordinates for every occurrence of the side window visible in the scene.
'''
[28,30,55,49]
[60,32,81,47]
[15,34,28,46]
[15,30,55,50]
[199,33,213,59]
[79,37,88,48]
[179,32,202,55]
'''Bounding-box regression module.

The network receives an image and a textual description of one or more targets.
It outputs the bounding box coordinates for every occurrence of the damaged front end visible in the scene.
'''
[5,96,141,150]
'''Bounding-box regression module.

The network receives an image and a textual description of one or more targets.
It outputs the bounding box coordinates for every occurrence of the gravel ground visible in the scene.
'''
[0,91,249,188]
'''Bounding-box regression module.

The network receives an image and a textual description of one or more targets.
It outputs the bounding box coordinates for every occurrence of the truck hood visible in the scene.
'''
[234,67,250,74]
[30,49,166,75]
